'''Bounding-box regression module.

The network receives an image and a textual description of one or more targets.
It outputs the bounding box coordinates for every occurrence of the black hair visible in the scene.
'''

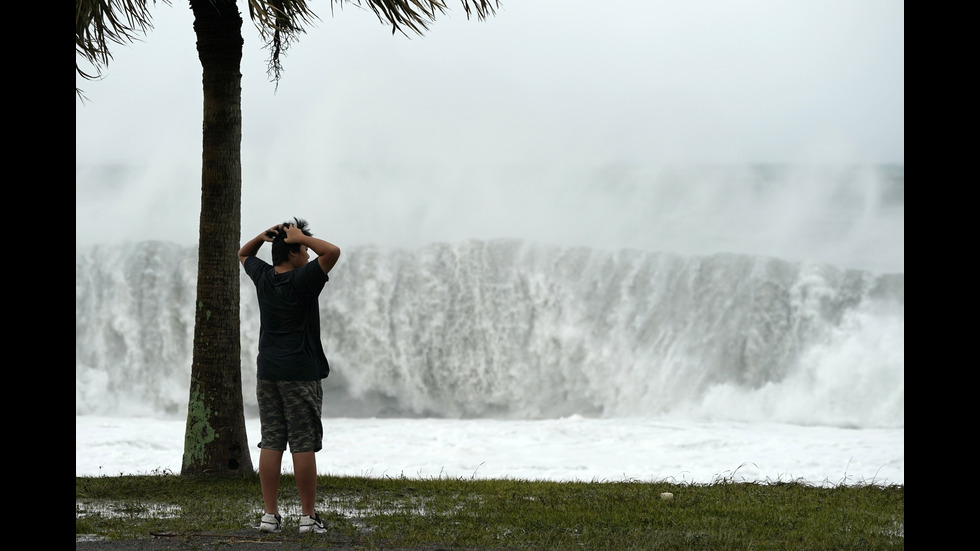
[269,217,312,266]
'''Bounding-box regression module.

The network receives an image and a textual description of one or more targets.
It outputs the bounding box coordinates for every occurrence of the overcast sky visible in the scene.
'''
[76,1,904,263]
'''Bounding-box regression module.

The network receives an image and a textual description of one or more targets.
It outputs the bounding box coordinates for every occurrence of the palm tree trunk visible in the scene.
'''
[181,0,253,476]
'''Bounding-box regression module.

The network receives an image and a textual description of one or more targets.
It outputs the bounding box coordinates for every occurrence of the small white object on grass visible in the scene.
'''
[660,492,674,500]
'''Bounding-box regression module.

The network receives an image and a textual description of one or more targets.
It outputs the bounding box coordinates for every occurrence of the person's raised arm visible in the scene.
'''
[284,225,341,275]
[238,225,279,266]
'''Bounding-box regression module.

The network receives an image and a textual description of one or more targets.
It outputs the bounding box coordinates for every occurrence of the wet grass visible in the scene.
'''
[76,472,903,549]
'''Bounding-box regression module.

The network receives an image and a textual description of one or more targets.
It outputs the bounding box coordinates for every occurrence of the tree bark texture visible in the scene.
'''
[181,0,253,476]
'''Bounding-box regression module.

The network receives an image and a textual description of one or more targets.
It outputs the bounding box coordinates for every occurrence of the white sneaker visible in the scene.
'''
[299,513,326,534]
[259,512,282,533]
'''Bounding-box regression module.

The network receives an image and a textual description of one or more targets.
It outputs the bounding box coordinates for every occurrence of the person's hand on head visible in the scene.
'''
[284,224,305,243]
[263,224,281,241]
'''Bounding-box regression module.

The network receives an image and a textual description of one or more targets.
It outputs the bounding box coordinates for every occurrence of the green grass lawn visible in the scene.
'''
[76,473,904,550]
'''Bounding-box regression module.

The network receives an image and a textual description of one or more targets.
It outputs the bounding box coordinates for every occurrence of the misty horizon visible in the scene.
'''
[76,1,903,271]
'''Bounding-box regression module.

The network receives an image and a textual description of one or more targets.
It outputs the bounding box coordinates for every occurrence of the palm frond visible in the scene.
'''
[76,0,501,95]
[246,0,320,83]
[247,0,500,84]
[76,0,166,82]
[353,0,499,36]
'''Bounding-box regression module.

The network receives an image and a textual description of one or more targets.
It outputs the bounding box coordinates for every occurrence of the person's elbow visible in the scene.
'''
[318,245,341,274]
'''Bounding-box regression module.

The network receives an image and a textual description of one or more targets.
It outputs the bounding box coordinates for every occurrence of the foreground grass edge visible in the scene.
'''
[77,473,904,550]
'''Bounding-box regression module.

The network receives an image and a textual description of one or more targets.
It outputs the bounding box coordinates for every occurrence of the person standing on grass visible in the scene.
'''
[239,217,341,535]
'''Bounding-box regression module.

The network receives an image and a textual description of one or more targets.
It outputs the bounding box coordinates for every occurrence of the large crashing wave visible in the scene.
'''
[76,239,903,428]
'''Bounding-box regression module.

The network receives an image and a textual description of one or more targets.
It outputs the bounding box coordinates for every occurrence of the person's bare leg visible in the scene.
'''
[259,448,284,515]
[292,451,318,516]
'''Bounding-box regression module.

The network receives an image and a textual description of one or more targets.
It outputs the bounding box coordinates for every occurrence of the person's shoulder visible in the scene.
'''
[296,259,329,283]
[244,255,271,276]
[245,255,270,266]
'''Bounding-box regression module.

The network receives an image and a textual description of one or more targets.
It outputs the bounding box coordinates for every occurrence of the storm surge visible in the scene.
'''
[76,239,903,428]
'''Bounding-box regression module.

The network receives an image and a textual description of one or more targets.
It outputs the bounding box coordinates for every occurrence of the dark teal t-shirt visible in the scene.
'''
[244,256,330,381]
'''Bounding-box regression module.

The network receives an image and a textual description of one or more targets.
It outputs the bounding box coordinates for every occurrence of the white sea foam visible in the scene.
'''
[75,164,904,485]
[75,415,904,486]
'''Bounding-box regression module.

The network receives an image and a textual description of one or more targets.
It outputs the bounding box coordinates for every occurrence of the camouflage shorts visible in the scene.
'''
[256,379,323,453]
